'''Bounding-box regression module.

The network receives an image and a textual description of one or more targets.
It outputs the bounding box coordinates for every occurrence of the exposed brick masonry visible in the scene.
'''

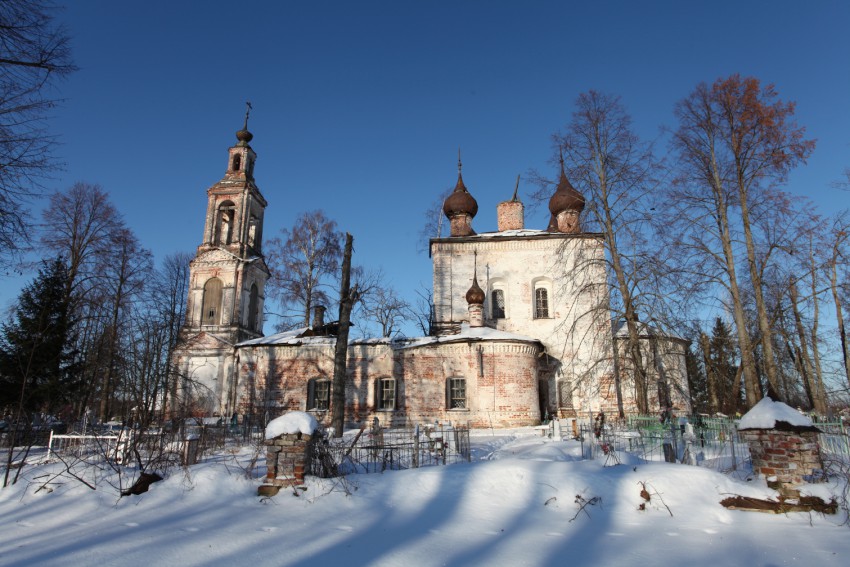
[740,428,823,486]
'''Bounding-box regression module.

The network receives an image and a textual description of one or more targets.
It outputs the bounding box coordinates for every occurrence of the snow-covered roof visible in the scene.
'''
[237,328,336,347]
[392,323,542,350]
[473,229,548,238]
[239,324,541,350]
[738,397,815,430]
[264,411,318,439]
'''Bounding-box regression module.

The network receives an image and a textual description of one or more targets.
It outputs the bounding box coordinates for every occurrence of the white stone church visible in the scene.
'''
[172,121,690,428]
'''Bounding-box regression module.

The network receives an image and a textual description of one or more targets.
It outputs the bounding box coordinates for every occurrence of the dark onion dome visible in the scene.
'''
[236,128,253,144]
[466,273,485,305]
[548,156,585,215]
[443,156,479,217]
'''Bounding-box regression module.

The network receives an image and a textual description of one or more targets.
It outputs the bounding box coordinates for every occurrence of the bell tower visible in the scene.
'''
[173,105,270,417]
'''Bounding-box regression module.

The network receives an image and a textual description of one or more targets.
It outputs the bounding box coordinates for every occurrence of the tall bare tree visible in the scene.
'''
[669,75,814,407]
[331,233,360,437]
[0,0,74,267]
[534,91,663,415]
[265,210,343,329]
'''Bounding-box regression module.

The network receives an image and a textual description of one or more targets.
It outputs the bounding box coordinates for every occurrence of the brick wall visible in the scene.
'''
[236,338,542,429]
[263,431,314,490]
[497,200,523,231]
[740,428,822,486]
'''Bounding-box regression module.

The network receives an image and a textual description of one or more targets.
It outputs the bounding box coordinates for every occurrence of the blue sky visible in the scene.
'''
[2,0,849,333]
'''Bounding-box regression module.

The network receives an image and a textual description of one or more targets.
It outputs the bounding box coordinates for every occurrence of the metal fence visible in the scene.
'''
[577,413,850,474]
[578,415,750,474]
[311,422,471,476]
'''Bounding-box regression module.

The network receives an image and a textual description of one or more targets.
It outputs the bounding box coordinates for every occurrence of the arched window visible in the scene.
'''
[534,287,549,319]
[216,202,236,245]
[247,283,259,330]
[491,289,506,319]
[202,278,223,326]
[232,154,241,172]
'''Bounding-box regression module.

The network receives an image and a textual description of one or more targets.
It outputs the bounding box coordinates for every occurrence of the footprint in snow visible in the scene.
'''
[258,527,277,532]
[666,532,679,537]
[183,527,200,532]
[545,532,563,537]
[124,522,139,527]
[336,525,354,532]
[703,528,718,534]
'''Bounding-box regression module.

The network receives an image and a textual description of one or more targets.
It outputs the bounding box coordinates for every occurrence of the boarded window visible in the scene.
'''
[534,287,549,319]
[447,378,466,409]
[491,289,505,319]
[202,278,223,325]
[247,283,259,330]
[377,378,396,410]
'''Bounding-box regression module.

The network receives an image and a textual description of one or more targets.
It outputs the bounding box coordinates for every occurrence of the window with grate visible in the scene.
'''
[534,287,549,319]
[377,378,396,410]
[448,378,467,409]
[491,289,505,319]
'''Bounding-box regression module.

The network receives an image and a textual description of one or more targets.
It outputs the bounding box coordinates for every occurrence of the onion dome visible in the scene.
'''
[443,153,479,218]
[236,101,254,145]
[548,154,585,215]
[466,272,485,305]
[236,128,253,144]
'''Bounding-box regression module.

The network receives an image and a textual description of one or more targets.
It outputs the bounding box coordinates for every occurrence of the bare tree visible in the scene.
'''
[417,187,452,254]
[826,213,850,391]
[534,91,663,415]
[0,0,75,267]
[669,75,814,407]
[265,210,343,329]
[359,284,412,337]
[39,183,139,421]
[331,233,360,437]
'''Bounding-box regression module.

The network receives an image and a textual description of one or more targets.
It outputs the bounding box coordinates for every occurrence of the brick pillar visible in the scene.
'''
[740,427,823,487]
[258,431,315,496]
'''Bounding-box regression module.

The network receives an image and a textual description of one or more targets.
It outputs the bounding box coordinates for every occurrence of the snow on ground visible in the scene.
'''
[0,429,847,567]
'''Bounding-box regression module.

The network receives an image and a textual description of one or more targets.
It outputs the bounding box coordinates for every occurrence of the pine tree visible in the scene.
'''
[0,258,78,416]
[707,318,742,415]
[685,344,708,414]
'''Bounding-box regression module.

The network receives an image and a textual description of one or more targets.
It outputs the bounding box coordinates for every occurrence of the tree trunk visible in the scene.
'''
[331,233,356,438]
[736,179,782,398]
[829,242,850,391]
[789,279,826,414]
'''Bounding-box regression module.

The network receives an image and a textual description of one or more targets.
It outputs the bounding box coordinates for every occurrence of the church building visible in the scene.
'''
[172,119,691,428]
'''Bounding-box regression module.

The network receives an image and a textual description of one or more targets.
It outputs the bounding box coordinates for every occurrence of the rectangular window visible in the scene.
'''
[534,288,549,319]
[449,378,466,409]
[308,379,331,410]
[491,289,505,319]
[377,378,396,410]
